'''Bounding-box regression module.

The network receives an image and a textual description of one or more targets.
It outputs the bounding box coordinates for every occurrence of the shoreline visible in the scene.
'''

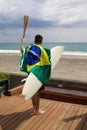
[0,53,87,84]
[0,51,87,56]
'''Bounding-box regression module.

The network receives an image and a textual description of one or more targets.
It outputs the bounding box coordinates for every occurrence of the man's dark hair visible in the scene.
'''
[34,34,43,44]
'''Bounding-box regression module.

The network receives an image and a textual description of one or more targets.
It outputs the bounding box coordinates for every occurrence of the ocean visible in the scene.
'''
[0,42,87,56]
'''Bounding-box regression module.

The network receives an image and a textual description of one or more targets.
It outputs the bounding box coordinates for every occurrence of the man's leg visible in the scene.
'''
[31,94,36,112]
[31,91,45,115]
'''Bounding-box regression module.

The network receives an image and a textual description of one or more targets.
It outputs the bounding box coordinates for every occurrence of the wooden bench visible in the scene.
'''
[7,85,23,96]
[6,78,87,105]
[40,86,87,105]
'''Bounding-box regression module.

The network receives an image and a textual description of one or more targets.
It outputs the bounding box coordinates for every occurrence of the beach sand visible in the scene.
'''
[0,53,87,83]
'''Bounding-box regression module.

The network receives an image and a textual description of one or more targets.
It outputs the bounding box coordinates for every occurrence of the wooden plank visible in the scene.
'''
[7,85,23,96]
[63,106,79,130]
[0,96,32,130]
[28,101,58,130]
[70,108,87,130]
[40,87,87,105]
[44,104,62,130]
[56,105,78,130]
[45,87,87,97]
[37,102,60,130]
[16,99,51,130]
[76,109,87,130]
[0,96,87,130]
[50,104,70,130]
[82,116,87,130]
[7,97,37,130]
[0,96,24,114]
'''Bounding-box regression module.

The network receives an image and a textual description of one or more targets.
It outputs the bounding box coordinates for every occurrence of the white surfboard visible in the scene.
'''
[51,46,64,70]
[22,46,64,100]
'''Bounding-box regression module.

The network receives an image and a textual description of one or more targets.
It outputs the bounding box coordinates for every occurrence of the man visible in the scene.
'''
[20,34,51,115]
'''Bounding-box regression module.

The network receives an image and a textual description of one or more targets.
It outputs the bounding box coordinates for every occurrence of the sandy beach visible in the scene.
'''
[0,53,87,83]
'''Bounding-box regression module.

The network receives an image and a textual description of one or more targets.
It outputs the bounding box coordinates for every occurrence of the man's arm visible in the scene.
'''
[20,37,25,53]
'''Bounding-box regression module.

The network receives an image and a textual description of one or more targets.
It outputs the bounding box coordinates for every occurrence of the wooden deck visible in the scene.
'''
[0,95,87,130]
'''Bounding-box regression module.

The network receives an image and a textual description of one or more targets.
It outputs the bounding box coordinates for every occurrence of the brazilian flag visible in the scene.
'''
[20,44,51,84]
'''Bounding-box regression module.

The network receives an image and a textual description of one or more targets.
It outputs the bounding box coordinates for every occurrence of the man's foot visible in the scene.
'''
[35,110,45,115]
[31,110,45,115]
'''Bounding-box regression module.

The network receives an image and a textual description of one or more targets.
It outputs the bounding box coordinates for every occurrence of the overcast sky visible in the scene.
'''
[0,0,87,43]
